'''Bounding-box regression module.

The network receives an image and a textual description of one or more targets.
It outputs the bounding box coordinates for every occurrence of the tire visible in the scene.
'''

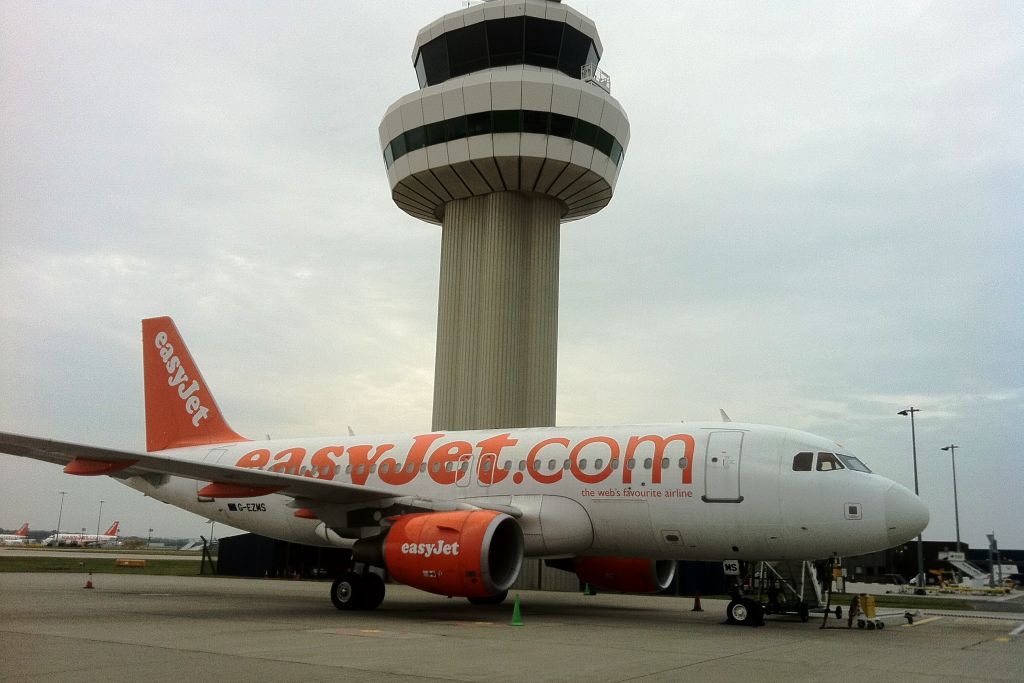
[331,572,364,611]
[727,598,762,626]
[876,620,884,630]
[857,619,866,629]
[867,620,876,630]
[358,573,386,610]
[798,602,809,623]
[835,606,843,619]
[468,590,508,606]
[726,599,747,625]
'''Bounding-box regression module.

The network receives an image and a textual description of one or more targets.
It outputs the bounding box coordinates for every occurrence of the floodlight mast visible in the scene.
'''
[940,444,961,554]
[898,407,926,592]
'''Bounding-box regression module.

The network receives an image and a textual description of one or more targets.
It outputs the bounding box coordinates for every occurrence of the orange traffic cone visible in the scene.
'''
[691,592,703,611]
[84,571,94,589]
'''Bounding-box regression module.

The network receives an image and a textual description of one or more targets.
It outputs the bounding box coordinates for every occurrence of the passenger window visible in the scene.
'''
[792,452,813,471]
[563,460,570,470]
[643,458,652,469]
[816,452,845,472]
[518,461,527,472]
[594,458,603,469]
[579,458,588,469]
[678,457,688,469]
[380,463,390,474]
[547,459,556,471]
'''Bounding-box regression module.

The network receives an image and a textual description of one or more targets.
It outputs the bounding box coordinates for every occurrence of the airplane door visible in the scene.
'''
[455,453,475,489]
[702,431,744,503]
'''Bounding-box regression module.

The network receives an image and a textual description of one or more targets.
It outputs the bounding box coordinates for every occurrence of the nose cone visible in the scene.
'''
[885,483,930,546]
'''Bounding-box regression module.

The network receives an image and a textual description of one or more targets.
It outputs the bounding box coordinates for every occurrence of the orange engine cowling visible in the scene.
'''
[573,557,676,593]
[381,510,524,598]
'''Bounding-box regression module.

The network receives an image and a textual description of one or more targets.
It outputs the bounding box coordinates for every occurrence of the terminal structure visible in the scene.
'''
[379,0,629,431]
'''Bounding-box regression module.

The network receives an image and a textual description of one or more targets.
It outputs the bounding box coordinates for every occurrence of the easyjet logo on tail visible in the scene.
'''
[154,331,210,428]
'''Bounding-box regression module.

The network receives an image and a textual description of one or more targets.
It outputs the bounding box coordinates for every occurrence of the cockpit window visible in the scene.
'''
[792,452,813,471]
[836,454,872,473]
[816,452,845,471]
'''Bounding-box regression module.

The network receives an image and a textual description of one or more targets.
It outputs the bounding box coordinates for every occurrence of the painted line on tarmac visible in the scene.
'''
[903,616,942,627]
[1009,622,1024,637]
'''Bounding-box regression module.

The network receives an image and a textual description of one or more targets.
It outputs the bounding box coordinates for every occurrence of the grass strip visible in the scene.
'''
[0,555,204,576]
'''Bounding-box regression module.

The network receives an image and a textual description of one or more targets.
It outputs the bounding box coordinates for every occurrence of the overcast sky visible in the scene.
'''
[1,1,1021,550]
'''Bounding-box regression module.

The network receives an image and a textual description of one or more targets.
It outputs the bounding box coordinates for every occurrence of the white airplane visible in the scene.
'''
[0,317,929,623]
[0,523,30,545]
[40,521,121,547]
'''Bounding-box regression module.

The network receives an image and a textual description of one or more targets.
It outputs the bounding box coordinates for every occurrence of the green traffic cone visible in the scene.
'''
[510,593,524,627]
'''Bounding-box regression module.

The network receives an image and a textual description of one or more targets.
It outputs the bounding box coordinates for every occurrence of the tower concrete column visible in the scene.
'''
[379,0,629,431]
[434,192,561,430]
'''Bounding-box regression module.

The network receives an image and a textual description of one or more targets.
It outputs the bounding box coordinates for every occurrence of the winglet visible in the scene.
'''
[719,409,732,423]
[143,317,248,451]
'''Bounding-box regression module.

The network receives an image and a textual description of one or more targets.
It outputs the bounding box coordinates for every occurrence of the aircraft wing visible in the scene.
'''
[0,431,396,505]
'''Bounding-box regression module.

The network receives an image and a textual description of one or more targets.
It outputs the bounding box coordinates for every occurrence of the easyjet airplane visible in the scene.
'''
[40,521,120,547]
[0,317,928,624]
[0,523,30,545]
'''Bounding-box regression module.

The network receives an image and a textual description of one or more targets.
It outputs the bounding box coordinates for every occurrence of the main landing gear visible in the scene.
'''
[331,570,385,611]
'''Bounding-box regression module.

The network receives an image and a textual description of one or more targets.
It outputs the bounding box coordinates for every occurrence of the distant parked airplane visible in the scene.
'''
[0,523,29,545]
[41,521,120,547]
[0,317,929,624]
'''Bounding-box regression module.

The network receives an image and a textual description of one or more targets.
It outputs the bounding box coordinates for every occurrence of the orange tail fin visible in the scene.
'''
[16,523,28,537]
[143,317,248,451]
[104,521,120,536]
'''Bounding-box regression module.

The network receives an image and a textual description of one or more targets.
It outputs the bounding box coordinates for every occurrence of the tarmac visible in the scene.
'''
[1,572,1022,682]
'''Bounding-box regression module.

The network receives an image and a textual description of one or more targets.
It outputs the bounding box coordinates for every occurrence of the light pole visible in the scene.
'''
[898,407,926,592]
[147,528,153,548]
[940,445,960,553]
[95,500,105,544]
[55,491,67,547]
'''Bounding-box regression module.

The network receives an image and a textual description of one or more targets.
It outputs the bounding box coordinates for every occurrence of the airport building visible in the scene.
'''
[378,0,629,431]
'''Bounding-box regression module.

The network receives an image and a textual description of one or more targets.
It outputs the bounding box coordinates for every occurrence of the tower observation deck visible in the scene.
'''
[379,0,629,431]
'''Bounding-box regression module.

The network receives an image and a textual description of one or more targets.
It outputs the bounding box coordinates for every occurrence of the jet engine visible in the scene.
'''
[570,556,676,593]
[353,510,523,598]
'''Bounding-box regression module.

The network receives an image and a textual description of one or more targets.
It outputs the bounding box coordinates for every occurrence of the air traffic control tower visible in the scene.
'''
[379,0,628,431]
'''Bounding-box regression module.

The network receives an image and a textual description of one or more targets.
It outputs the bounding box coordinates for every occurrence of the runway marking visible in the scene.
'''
[1009,622,1024,637]
[904,616,942,627]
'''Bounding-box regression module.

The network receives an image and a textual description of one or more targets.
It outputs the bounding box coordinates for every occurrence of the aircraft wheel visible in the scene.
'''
[798,602,810,623]
[358,573,386,610]
[726,598,762,626]
[876,620,884,630]
[867,620,876,630]
[331,572,363,611]
[468,590,508,605]
[857,619,866,629]
[835,606,843,619]
[905,612,914,625]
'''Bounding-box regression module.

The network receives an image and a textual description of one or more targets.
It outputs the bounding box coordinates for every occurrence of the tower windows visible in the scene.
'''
[415,17,600,88]
[383,110,624,169]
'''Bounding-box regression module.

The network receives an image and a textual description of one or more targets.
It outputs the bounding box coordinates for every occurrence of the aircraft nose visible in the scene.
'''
[885,483,930,546]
